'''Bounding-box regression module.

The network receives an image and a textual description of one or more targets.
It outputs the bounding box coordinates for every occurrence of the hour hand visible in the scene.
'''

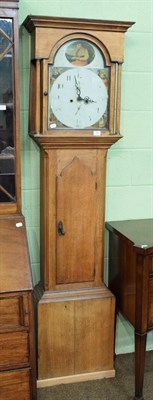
[83,96,96,104]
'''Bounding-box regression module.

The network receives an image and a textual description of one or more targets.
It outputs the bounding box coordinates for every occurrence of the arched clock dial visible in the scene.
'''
[53,38,105,69]
[49,68,108,129]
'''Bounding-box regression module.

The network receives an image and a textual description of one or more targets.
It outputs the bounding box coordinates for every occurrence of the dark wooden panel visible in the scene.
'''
[0,369,31,400]
[148,278,153,328]
[108,230,136,326]
[0,331,29,369]
[149,256,153,274]
[0,296,22,328]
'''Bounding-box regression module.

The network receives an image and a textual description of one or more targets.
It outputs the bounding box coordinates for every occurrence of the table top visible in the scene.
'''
[106,219,153,252]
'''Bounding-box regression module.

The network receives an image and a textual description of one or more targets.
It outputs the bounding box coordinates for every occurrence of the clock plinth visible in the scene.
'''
[24,15,134,386]
[37,286,115,385]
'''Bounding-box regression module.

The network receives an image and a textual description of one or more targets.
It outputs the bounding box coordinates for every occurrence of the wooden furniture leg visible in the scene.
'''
[134,332,147,400]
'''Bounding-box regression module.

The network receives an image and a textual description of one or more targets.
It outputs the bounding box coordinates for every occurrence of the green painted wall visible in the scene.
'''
[19,0,153,354]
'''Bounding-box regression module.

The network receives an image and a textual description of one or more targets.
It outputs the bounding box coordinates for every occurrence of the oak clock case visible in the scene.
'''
[24,15,134,386]
[0,2,37,399]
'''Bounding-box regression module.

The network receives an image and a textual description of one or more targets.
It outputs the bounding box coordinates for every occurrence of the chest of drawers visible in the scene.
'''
[0,215,37,400]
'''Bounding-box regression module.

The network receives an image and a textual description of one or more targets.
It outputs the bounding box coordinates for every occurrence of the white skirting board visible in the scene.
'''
[37,369,115,388]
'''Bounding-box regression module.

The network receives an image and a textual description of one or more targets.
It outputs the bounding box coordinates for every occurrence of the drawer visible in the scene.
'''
[0,331,29,369]
[0,295,30,329]
[0,369,31,400]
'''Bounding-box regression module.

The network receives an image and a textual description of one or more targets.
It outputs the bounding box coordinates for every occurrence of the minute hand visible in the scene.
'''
[74,76,82,97]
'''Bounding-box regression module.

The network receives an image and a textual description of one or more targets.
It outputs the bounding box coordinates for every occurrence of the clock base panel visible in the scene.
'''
[37,286,115,382]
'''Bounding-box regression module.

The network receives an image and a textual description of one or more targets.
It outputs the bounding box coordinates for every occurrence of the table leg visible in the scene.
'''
[134,332,147,400]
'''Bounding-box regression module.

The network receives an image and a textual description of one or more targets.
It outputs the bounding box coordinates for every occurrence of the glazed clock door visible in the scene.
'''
[56,155,96,284]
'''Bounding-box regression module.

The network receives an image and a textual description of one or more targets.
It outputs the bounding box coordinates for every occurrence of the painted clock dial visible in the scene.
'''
[49,68,108,129]
[48,39,110,130]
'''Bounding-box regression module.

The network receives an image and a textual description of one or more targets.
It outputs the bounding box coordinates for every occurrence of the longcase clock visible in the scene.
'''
[24,15,134,387]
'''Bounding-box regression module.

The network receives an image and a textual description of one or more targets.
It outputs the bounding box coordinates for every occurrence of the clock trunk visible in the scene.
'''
[40,148,107,290]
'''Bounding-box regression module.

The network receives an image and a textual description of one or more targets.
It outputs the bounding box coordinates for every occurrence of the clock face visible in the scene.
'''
[48,39,110,130]
[49,68,108,129]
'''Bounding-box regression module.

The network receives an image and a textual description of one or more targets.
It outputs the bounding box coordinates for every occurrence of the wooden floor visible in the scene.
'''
[37,351,153,400]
